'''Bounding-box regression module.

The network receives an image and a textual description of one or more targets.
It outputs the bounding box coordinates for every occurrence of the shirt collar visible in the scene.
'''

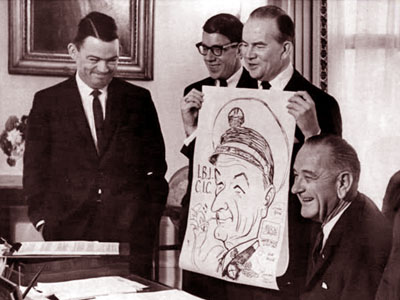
[322,201,352,249]
[226,67,243,87]
[75,72,108,97]
[258,63,294,91]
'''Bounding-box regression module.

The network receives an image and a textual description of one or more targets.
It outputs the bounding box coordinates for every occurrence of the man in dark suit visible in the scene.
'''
[23,12,168,279]
[179,13,257,299]
[292,135,391,300]
[376,170,400,300]
[222,5,342,299]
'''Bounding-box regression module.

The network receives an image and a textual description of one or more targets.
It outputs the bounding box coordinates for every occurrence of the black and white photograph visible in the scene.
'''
[0,0,399,299]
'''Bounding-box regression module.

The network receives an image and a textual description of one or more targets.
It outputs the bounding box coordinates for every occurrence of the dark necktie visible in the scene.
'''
[311,228,324,269]
[218,79,228,87]
[91,89,104,154]
[261,81,271,90]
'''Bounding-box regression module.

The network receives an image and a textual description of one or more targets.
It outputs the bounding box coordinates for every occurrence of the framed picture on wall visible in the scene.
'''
[8,0,154,80]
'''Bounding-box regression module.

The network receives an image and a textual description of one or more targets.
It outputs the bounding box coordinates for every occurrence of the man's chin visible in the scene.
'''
[91,78,112,89]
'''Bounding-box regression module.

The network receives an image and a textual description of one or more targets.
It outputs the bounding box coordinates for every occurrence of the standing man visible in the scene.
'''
[179,13,257,300]
[292,135,391,300]
[229,5,342,299]
[23,12,168,279]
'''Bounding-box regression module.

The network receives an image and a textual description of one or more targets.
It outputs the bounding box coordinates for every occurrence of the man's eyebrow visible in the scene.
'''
[201,43,224,47]
[87,54,119,60]
[234,172,249,186]
[252,41,268,46]
[302,170,319,178]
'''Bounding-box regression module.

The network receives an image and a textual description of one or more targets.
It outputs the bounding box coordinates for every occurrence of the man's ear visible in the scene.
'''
[336,171,353,200]
[236,45,243,60]
[281,41,292,60]
[262,185,276,217]
[68,43,78,61]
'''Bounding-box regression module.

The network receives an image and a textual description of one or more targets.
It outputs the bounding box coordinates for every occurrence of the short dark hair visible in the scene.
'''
[305,134,361,189]
[73,11,118,48]
[249,5,294,43]
[203,13,243,43]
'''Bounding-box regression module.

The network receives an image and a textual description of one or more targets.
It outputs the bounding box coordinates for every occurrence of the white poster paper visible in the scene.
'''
[179,87,296,290]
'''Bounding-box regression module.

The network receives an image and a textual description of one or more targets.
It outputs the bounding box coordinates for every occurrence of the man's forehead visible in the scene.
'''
[202,32,231,44]
[80,36,120,49]
[295,144,330,170]
[243,17,279,40]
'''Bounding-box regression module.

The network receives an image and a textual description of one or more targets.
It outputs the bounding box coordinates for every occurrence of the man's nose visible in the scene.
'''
[97,60,109,73]
[291,177,304,194]
[243,45,256,59]
[204,50,216,61]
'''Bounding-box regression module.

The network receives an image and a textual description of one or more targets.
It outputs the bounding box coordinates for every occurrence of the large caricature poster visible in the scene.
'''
[179,87,296,290]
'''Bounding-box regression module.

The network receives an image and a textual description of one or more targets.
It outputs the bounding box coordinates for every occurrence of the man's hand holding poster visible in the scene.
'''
[179,87,296,290]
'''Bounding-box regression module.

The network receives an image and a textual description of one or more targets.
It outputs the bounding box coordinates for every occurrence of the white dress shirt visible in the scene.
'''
[258,63,294,91]
[321,201,352,250]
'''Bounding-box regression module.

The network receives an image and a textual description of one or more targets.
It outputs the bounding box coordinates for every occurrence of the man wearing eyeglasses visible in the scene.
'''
[179,13,257,300]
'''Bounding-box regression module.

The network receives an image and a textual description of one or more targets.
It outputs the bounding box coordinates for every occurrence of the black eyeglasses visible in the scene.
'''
[195,42,238,57]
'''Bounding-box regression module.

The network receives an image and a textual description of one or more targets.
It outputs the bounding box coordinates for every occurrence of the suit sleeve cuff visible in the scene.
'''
[35,220,45,230]
[183,130,197,146]
[305,128,322,141]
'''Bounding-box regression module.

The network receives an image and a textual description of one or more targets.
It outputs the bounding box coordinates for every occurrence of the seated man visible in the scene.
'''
[292,134,392,300]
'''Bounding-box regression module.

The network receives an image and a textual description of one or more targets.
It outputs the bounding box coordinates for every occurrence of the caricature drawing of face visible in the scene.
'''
[211,153,275,250]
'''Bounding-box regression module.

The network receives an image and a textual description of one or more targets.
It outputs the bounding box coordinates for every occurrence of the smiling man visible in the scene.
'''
[292,135,391,300]
[23,12,168,279]
[221,6,343,299]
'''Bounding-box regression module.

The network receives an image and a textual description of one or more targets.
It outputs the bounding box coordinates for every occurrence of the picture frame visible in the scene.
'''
[8,0,154,80]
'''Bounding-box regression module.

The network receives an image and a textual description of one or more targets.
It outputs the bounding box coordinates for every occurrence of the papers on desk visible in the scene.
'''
[29,276,147,300]
[13,241,121,256]
[95,289,204,299]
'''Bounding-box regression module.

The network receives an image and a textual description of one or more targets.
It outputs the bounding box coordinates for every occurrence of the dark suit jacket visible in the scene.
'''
[375,170,400,300]
[180,69,342,300]
[23,76,168,277]
[301,193,391,300]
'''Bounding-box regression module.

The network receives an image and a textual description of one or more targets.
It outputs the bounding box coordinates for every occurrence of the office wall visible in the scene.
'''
[0,0,249,180]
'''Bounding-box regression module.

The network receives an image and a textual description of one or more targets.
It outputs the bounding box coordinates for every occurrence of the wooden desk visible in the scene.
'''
[127,274,171,292]
[0,175,24,241]
[6,256,171,295]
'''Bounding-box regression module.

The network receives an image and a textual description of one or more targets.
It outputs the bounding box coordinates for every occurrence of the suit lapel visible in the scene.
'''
[236,68,258,89]
[100,79,122,158]
[65,78,99,157]
[306,237,338,286]
[305,199,359,286]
